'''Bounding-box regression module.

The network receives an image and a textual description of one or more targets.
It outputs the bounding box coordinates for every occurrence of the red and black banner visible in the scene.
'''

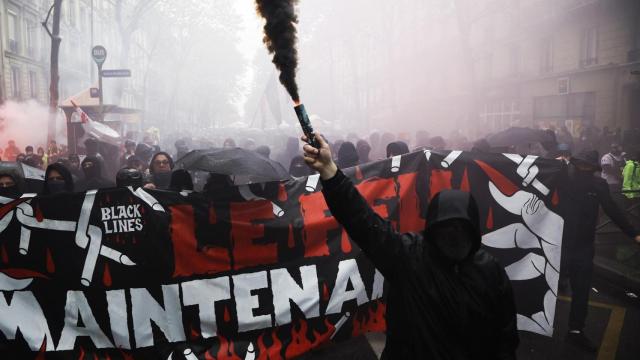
[0,150,565,359]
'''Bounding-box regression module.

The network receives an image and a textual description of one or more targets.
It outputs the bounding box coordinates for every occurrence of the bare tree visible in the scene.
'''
[42,0,63,145]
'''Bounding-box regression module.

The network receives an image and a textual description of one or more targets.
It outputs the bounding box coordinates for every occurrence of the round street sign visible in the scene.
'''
[92,45,107,66]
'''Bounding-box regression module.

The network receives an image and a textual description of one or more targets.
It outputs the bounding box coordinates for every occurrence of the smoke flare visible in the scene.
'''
[255,0,300,102]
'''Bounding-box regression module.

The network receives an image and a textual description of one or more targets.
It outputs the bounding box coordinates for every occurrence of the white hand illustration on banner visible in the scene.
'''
[0,191,137,290]
[482,181,563,336]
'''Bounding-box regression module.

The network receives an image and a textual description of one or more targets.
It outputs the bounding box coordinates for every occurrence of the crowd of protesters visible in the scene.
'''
[1,122,640,356]
[1,123,640,197]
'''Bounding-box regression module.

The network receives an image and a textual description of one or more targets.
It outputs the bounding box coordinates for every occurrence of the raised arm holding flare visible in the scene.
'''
[302,134,519,359]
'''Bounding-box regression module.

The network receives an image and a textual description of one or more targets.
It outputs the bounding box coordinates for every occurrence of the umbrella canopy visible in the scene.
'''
[175,148,290,184]
[486,127,556,148]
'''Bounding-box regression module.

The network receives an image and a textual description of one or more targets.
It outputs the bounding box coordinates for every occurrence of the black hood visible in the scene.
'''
[424,190,482,256]
[43,163,74,195]
[81,156,103,180]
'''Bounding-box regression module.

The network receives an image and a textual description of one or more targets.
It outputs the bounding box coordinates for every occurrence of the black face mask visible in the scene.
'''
[46,180,67,195]
[0,186,20,200]
[153,171,172,189]
[430,219,475,263]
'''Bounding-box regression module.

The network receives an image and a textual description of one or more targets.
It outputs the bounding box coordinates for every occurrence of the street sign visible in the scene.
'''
[90,87,100,98]
[101,69,132,78]
[91,45,107,66]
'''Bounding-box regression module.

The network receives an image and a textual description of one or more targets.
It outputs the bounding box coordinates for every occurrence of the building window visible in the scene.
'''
[480,101,521,131]
[68,0,76,27]
[533,92,596,126]
[26,18,39,59]
[11,67,21,99]
[8,10,20,53]
[580,27,598,67]
[540,37,553,74]
[29,71,38,99]
[80,7,87,33]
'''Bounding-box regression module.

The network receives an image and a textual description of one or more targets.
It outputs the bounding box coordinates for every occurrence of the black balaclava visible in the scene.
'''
[81,156,102,180]
[0,174,21,200]
[424,190,481,264]
[43,163,74,195]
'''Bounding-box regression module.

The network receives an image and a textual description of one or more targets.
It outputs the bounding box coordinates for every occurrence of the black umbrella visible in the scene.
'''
[486,127,556,148]
[175,148,290,184]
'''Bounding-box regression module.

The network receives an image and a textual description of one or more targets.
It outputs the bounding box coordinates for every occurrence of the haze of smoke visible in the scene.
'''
[0,100,65,151]
[255,0,301,102]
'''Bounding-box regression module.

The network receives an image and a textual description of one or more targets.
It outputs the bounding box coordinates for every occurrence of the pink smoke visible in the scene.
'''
[0,100,67,155]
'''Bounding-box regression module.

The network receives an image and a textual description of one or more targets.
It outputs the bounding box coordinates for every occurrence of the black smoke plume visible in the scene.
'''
[255,0,300,102]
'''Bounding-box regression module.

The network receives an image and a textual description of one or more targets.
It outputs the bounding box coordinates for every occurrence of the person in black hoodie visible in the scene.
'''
[302,133,518,359]
[76,156,115,191]
[560,150,640,352]
[42,163,74,195]
[336,141,359,169]
[386,141,410,158]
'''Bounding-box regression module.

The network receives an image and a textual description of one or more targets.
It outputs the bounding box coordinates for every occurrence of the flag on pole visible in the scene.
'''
[69,99,89,123]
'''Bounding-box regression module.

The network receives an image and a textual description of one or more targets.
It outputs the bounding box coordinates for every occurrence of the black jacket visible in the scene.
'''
[561,165,638,262]
[322,170,519,359]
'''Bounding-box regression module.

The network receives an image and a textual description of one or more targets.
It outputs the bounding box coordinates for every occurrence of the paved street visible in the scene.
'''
[518,274,640,360]
[305,272,640,359]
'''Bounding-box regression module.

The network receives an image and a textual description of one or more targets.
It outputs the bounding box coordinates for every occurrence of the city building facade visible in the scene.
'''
[0,0,151,109]
[469,0,640,134]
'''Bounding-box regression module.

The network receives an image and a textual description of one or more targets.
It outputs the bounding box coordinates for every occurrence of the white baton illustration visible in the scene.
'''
[0,190,138,290]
